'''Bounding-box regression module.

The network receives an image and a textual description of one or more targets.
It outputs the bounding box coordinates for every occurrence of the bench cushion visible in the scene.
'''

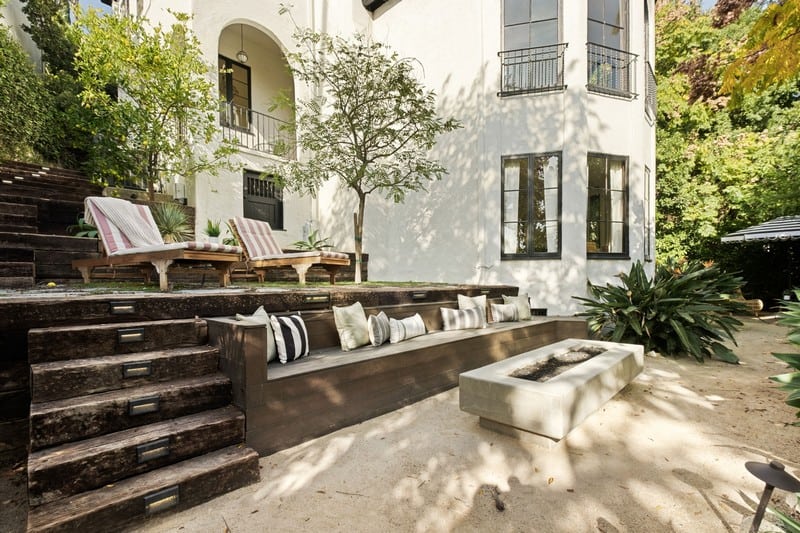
[441,307,484,330]
[491,302,519,323]
[270,315,310,363]
[389,313,426,343]
[332,302,369,351]
[367,311,390,346]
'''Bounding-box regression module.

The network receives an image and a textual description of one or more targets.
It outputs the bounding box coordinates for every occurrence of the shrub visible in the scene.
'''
[574,260,746,363]
[771,289,800,425]
[150,202,192,243]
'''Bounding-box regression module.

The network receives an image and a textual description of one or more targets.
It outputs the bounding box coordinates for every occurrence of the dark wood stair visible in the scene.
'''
[25,318,260,531]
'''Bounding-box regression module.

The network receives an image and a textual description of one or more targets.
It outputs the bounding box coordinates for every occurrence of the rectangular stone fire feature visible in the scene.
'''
[459,339,644,445]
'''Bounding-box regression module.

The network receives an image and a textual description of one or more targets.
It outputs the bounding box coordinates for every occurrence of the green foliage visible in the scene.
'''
[72,9,238,199]
[150,202,192,243]
[771,290,800,424]
[574,261,746,363]
[273,11,460,282]
[203,219,221,238]
[769,495,800,531]
[292,230,333,251]
[66,215,97,238]
[0,23,48,160]
[222,221,238,247]
[20,0,76,74]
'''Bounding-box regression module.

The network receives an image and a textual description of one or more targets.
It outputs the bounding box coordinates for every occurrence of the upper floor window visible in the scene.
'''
[587,0,636,97]
[587,153,628,257]
[219,56,251,129]
[500,0,566,96]
[502,152,562,259]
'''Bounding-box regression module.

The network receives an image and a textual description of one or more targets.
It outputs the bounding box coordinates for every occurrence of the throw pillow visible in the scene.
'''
[332,302,370,351]
[269,314,310,364]
[367,311,391,346]
[490,302,519,323]
[389,313,427,344]
[457,294,488,326]
[235,305,277,363]
[502,292,532,320]
[441,307,485,331]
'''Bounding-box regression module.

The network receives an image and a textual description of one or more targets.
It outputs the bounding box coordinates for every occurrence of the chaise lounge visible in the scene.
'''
[72,196,242,291]
[229,216,350,285]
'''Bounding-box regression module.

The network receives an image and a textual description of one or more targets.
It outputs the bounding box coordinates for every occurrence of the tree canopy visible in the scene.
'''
[275,27,460,282]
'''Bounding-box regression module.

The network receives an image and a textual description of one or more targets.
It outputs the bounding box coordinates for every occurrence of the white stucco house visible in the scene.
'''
[108,0,656,315]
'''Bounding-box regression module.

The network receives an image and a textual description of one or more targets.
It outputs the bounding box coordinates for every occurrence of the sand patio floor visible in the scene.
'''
[132,317,799,533]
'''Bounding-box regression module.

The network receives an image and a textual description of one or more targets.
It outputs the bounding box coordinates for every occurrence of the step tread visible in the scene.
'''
[27,445,260,532]
[28,406,245,506]
[30,374,231,450]
[30,345,220,402]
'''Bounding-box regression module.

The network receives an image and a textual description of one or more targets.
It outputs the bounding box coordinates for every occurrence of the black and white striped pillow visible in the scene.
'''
[367,311,391,346]
[270,314,310,364]
[441,307,485,331]
[490,302,519,323]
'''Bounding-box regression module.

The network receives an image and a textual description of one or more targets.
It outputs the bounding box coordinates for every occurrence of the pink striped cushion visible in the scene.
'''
[232,216,283,258]
[320,250,349,260]
[85,197,159,255]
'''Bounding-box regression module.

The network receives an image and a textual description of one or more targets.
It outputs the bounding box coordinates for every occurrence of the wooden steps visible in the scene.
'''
[26,317,260,531]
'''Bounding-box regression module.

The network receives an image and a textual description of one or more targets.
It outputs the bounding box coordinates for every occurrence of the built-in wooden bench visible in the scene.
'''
[208,300,587,455]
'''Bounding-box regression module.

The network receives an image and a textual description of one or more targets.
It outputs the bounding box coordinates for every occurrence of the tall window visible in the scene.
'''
[644,165,653,261]
[587,0,635,96]
[219,56,251,129]
[243,170,283,230]
[502,153,561,258]
[587,154,628,256]
[500,0,565,95]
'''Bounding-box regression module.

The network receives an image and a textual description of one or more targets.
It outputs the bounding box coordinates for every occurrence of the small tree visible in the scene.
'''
[275,26,460,283]
[72,9,237,199]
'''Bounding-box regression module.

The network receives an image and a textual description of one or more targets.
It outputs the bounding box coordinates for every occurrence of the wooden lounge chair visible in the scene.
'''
[72,196,242,291]
[229,216,350,284]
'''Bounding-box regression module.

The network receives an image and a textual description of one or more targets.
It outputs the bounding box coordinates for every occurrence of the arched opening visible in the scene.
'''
[218,23,296,159]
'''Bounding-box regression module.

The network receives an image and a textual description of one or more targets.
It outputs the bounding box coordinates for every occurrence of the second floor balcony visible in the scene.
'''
[498,43,568,97]
[587,43,637,99]
[219,102,296,160]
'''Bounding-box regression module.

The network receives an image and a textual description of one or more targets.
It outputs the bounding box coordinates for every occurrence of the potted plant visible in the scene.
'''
[204,219,221,243]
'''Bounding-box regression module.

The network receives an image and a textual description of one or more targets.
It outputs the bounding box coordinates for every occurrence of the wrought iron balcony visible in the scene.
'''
[645,61,656,117]
[586,43,637,98]
[498,43,567,97]
[219,102,296,159]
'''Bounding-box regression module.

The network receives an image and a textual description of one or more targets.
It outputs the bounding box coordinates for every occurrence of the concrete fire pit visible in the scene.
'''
[459,338,644,446]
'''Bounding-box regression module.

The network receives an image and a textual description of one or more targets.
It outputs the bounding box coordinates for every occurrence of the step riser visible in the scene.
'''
[31,347,220,402]
[30,377,231,450]
[27,446,260,533]
[28,319,209,363]
[29,408,245,506]
[0,262,34,277]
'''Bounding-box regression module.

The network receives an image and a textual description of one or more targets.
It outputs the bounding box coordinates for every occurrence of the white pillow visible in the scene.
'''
[270,314,310,364]
[389,314,426,344]
[490,302,519,323]
[441,307,485,331]
[332,302,370,351]
[502,292,532,320]
[367,311,391,346]
[235,305,277,363]
[457,294,487,327]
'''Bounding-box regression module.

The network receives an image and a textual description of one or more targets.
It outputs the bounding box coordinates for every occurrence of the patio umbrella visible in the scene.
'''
[721,215,800,243]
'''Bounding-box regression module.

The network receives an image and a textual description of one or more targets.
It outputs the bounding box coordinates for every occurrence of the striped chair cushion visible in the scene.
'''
[490,302,519,323]
[270,315,310,364]
[85,196,163,255]
[389,314,426,344]
[457,294,488,327]
[441,307,485,331]
[232,216,284,259]
[367,311,391,346]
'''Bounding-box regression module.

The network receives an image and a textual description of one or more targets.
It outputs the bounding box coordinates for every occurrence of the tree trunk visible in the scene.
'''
[353,193,366,284]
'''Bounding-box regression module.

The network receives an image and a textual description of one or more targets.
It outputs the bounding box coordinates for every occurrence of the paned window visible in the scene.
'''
[588,0,627,50]
[502,153,561,258]
[587,154,628,256]
[504,0,559,50]
[219,56,251,129]
[243,170,283,230]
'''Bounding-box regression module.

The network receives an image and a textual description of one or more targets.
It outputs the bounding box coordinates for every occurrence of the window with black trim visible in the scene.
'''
[587,153,628,256]
[243,170,283,230]
[218,55,251,129]
[501,152,562,258]
[587,0,636,97]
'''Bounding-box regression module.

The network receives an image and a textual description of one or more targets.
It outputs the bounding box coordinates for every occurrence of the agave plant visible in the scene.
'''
[771,289,800,425]
[574,260,747,363]
[222,221,239,247]
[67,214,98,238]
[292,229,333,251]
[150,202,193,243]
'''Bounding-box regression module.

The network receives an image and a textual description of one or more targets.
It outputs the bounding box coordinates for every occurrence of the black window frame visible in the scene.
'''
[587,0,628,51]
[501,151,563,260]
[587,153,629,259]
[218,55,252,131]
[243,170,284,230]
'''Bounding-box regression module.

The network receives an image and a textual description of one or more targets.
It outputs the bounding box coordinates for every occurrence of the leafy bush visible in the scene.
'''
[574,260,746,363]
[66,214,97,238]
[771,289,800,425]
[150,202,192,243]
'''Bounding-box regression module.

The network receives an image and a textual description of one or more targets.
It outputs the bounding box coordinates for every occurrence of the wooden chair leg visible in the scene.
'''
[291,263,311,285]
[77,266,92,284]
[150,259,174,291]
[323,265,341,285]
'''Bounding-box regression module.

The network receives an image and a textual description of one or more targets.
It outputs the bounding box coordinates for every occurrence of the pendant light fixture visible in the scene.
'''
[236,24,248,63]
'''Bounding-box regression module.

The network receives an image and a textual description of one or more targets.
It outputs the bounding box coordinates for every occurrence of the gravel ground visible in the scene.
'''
[133,316,800,533]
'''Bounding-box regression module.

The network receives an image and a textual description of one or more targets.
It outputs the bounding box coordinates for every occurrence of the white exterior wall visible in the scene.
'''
[123,0,656,314]
[1,0,42,71]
